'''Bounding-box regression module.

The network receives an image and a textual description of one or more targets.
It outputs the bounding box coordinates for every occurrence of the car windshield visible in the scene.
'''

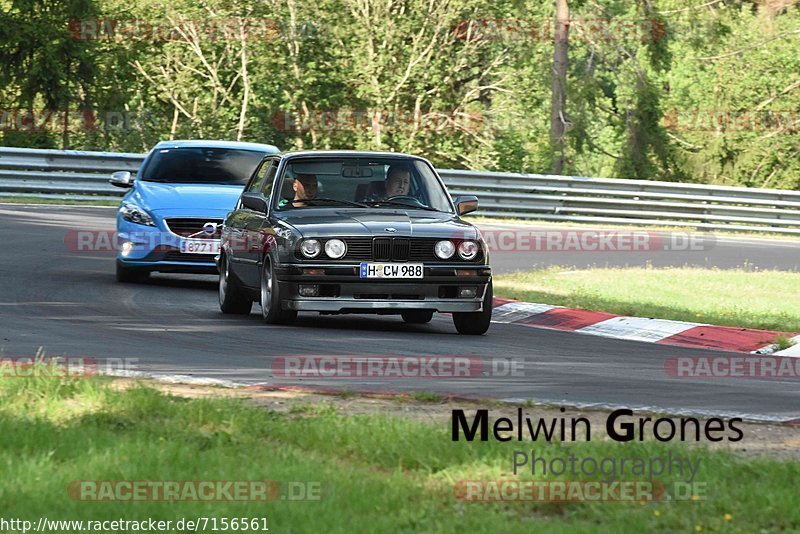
[275,157,453,213]
[141,147,265,185]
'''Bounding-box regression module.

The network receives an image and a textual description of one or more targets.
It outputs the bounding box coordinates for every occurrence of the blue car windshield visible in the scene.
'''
[141,148,264,185]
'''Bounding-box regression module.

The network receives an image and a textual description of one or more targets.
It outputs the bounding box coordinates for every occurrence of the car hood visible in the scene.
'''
[130,182,244,214]
[277,209,478,240]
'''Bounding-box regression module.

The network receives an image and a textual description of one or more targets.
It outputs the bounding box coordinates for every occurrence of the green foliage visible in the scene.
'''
[0,0,100,148]
[0,0,798,188]
[2,377,800,531]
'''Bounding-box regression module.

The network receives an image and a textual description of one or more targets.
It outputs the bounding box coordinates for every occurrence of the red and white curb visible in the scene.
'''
[98,299,799,425]
[491,298,800,355]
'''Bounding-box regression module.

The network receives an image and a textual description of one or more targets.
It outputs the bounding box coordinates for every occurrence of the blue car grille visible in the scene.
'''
[165,218,223,239]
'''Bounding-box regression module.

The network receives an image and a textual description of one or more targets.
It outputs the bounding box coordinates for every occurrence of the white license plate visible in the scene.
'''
[180,239,220,255]
[359,262,423,279]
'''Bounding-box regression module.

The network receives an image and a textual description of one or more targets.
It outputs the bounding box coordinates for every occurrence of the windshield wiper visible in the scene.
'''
[303,197,369,208]
[364,200,441,212]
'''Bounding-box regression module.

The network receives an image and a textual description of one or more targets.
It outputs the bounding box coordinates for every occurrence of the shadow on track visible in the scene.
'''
[126,274,218,291]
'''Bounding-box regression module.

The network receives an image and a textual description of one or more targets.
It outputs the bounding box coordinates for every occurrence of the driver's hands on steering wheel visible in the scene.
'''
[382,195,427,207]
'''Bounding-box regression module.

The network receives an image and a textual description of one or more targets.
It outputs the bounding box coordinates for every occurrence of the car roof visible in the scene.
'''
[277,150,428,161]
[152,140,280,153]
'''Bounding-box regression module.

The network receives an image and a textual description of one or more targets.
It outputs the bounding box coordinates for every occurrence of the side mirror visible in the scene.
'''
[454,195,478,216]
[109,171,134,188]
[241,192,268,213]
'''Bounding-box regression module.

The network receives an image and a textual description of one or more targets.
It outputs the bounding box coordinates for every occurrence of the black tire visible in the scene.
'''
[219,253,253,315]
[260,258,297,325]
[116,261,149,283]
[401,310,434,324]
[452,281,493,335]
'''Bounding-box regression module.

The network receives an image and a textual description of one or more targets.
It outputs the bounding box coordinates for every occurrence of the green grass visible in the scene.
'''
[407,391,444,403]
[1,374,799,533]
[772,336,798,351]
[493,266,800,333]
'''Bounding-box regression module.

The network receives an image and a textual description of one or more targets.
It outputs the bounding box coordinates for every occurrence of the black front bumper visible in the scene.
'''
[275,263,491,313]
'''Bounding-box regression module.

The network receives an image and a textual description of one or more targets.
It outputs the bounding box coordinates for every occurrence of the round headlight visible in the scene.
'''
[435,240,455,259]
[458,240,480,260]
[300,239,321,258]
[324,239,347,259]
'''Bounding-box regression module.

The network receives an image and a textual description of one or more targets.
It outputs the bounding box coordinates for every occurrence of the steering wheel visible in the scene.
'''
[384,195,426,208]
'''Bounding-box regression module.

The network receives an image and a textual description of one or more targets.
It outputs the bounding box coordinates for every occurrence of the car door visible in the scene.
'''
[238,158,280,288]
[227,157,271,287]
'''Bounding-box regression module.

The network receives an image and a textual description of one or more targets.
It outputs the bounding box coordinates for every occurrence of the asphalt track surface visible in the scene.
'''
[1,204,799,422]
[478,222,800,273]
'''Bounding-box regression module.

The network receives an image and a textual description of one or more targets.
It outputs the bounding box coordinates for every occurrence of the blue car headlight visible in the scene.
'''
[120,201,155,227]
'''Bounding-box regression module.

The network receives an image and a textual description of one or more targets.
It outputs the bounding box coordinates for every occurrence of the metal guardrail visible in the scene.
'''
[0,147,143,200]
[439,169,800,234]
[1,146,799,235]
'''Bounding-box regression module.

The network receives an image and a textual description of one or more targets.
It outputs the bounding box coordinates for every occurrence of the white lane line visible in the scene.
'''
[492,302,560,323]
[105,369,246,388]
[499,397,798,424]
[576,316,702,343]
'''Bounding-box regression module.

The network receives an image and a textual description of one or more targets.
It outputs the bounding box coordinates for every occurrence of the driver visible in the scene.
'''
[384,165,411,197]
[280,173,318,207]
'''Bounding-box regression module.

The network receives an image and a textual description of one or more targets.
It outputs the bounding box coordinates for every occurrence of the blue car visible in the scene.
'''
[110,140,280,282]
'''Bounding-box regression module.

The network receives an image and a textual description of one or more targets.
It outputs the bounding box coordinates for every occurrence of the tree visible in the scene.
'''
[0,0,99,148]
[550,0,569,174]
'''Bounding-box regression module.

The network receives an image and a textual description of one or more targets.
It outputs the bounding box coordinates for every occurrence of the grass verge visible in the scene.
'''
[493,266,800,333]
[2,374,799,532]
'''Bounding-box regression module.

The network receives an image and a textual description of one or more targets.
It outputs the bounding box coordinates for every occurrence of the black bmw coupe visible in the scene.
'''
[218,151,492,335]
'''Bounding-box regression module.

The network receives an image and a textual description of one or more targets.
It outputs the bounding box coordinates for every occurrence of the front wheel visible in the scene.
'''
[260,258,297,325]
[452,281,493,335]
[219,253,252,315]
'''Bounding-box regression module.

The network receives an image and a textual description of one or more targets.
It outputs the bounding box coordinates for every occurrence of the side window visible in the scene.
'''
[246,158,274,193]
[260,161,279,199]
